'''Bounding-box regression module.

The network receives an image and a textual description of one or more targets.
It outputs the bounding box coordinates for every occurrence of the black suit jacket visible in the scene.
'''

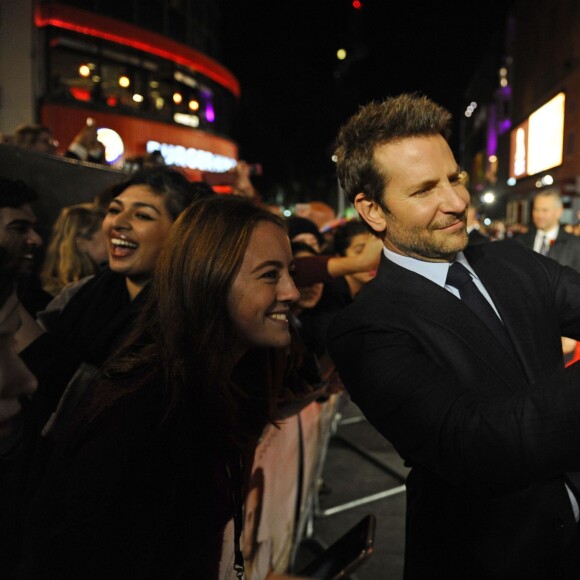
[468,227,490,245]
[516,226,580,271]
[328,240,580,579]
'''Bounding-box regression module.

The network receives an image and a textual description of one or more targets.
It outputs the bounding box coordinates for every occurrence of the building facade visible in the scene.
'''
[0,0,240,179]
[461,0,580,227]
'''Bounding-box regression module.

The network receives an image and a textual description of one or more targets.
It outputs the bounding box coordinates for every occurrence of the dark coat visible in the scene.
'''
[16,375,237,579]
[467,227,490,245]
[516,226,580,272]
[328,240,580,579]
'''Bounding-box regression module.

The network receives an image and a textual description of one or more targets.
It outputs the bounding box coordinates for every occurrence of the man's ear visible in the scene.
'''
[354,193,387,234]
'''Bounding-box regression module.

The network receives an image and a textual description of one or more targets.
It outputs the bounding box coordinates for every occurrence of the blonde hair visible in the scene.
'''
[41,203,105,295]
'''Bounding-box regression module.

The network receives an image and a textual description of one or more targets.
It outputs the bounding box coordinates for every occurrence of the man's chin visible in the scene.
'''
[18,258,37,274]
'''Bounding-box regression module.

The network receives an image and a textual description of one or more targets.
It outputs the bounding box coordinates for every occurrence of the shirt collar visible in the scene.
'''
[383,247,477,288]
[536,225,559,240]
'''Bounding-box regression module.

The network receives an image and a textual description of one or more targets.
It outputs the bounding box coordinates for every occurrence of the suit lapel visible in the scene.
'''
[464,246,535,382]
[376,254,528,388]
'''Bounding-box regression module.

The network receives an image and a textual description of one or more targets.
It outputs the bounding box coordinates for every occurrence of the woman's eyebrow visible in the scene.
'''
[250,260,283,274]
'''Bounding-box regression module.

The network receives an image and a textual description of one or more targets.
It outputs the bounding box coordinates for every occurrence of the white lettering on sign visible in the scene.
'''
[146,141,237,172]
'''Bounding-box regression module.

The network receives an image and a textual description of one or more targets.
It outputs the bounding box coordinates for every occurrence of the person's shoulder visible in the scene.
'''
[327,276,384,331]
[471,238,533,258]
[559,229,580,244]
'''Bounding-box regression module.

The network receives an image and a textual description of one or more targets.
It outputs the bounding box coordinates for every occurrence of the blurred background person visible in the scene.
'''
[516,191,580,366]
[64,121,106,164]
[0,246,37,453]
[12,124,58,155]
[286,215,325,254]
[516,190,580,271]
[295,201,336,231]
[40,203,108,297]
[0,177,48,317]
[11,121,107,164]
[331,219,377,300]
[466,205,490,245]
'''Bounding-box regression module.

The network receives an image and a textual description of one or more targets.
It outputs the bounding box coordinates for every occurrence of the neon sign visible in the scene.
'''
[146,141,236,172]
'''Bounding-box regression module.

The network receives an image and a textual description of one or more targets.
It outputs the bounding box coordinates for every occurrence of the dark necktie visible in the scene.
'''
[539,235,550,256]
[446,262,515,354]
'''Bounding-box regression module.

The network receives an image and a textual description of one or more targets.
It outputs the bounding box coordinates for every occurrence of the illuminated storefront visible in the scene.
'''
[3,1,240,179]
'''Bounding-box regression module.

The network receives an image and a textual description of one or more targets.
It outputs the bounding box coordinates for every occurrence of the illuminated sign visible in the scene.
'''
[509,92,565,179]
[173,113,200,128]
[146,140,236,172]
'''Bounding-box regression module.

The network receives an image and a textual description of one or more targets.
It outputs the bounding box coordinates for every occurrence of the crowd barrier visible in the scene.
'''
[219,393,342,579]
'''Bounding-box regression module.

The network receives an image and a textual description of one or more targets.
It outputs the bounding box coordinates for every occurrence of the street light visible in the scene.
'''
[482,191,495,204]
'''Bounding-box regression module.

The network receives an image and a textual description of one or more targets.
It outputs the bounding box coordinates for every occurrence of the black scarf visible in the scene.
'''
[20,268,150,423]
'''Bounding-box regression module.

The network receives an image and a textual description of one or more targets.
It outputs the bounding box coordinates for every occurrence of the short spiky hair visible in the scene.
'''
[0,177,38,208]
[334,93,453,205]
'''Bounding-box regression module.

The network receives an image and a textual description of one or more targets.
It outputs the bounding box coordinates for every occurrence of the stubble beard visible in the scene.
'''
[385,214,468,262]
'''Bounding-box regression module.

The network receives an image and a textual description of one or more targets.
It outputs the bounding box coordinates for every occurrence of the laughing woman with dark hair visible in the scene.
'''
[18,166,212,440]
[17,195,301,578]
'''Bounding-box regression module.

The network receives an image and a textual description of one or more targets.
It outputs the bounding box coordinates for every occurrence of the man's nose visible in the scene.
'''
[27,229,43,248]
[441,184,468,213]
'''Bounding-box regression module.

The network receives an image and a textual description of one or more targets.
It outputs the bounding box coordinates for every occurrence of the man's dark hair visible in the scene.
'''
[0,177,38,208]
[334,93,453,205]
[333,219,370,256]
[13,124,51,149]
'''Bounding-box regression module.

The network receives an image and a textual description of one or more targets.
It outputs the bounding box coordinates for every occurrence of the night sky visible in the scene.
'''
[221,1,513,204]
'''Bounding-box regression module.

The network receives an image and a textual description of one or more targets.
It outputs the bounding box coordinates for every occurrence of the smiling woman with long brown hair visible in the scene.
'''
[17,195,301,579]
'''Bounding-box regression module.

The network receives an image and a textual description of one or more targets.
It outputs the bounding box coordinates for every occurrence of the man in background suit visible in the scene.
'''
[466,204,490,245]
[516,190,580,271]
[328,93,580,579]
[516,190,580,364]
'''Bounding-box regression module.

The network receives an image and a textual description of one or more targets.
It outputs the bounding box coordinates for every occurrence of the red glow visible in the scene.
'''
[69,87,91,101]
[106,96,118,107]
[35,3,240,98]
[352,0,362,8]
[212,185,234,194]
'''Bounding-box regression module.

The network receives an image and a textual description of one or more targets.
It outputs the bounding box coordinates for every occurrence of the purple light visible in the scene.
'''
[205,102,215,123]
[201,89,215,123]
[499,119,512,133]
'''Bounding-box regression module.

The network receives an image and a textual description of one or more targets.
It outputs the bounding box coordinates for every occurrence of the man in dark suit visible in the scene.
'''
[516,190,580,364]
[328,93,580,579]
[515,190,580,271]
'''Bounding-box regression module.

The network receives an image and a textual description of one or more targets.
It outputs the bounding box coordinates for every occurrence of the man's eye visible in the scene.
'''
[8,225,29,234]
[412,188,430,197]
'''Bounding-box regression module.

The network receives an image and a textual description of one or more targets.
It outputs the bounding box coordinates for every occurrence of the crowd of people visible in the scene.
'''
[0,142,381,577]
[3,91,580,579]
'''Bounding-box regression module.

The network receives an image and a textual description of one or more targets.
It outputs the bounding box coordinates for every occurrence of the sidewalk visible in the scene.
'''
[294,395,409,580]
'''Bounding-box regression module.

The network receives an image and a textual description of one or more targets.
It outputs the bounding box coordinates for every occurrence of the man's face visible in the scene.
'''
[532,195,563,231]
[31,131,57,154]
[0,205,43,272]
[344,232,376,287]
[355,134,469,262]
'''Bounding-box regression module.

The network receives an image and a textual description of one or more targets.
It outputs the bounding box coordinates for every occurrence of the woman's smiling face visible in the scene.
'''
[102,185,174,295]
[227,222,300,359]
